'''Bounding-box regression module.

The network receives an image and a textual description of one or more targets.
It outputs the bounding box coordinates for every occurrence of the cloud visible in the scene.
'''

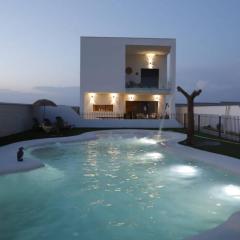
[196,80,207,90]
[0,89,41,104]
[176,65,240,103]
[34,86,79,93]
[33,86,80,106]
[0,86,80,106]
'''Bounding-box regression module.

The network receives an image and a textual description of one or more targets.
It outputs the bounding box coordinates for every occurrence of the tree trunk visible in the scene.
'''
[187,99,194,145]
[177,86,202,146]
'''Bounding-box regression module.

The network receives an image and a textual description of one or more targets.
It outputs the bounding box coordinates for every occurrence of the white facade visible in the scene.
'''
[80,36,176,122]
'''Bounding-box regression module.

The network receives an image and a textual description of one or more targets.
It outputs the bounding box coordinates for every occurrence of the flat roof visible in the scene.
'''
[80,36,176,41]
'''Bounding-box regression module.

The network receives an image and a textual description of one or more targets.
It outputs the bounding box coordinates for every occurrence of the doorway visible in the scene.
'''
[125,101,158,118]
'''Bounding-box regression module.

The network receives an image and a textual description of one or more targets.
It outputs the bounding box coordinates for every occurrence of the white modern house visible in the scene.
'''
[80,36,180,128]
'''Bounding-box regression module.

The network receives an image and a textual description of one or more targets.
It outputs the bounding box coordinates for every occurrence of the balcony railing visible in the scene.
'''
[125,81,171,92]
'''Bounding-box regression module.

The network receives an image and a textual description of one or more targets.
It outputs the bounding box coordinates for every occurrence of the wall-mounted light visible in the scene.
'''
[154,95,160,101]
[89,93,95,104]
[111,93,117,104]
[146,53,155,69]
[128,94,135,101]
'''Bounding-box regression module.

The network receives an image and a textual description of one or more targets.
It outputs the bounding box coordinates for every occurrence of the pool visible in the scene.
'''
[0,131,240,240]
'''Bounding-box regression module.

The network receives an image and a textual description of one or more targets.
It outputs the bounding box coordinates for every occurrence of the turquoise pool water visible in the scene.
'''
[1,133,240,240]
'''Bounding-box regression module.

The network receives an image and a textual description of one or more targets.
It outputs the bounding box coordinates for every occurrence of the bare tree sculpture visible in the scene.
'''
[177,86,202,145]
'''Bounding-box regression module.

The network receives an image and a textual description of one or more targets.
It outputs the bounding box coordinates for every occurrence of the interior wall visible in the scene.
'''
[84,93,123,113]
[123,94,165,114]
[84,93,168,115]
[125,54,167,88]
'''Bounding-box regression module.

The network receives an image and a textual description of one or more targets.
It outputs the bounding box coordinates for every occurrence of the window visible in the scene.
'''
[93,105,113,112]
[141,68,159,88]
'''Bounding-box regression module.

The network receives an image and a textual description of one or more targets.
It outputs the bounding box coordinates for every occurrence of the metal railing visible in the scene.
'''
[125,81,171,90]
[176,113,240,142]
[76,112,240,142]
[79,112,175,120]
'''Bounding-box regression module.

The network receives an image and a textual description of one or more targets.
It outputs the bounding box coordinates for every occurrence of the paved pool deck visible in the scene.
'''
[0,129,240,240]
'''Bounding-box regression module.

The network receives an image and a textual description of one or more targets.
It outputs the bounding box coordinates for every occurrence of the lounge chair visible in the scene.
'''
[32,118,41,130]
[55,116,72,131]
[41,118,54,133]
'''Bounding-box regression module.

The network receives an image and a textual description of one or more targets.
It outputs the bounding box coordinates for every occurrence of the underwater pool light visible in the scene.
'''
[138,138,158,145]
[170,165,198,177]
[145,152,163,159]
[223,185,240,198]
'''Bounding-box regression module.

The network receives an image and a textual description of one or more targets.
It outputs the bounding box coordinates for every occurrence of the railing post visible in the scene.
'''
[238,117,240,143]
[198,115,200,133]
[218,116,222,138]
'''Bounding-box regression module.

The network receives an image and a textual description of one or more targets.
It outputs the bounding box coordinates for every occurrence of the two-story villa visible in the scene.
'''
[80,36,179,128]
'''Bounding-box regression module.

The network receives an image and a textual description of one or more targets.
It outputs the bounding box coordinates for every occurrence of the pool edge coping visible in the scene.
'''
[1,129,240,175]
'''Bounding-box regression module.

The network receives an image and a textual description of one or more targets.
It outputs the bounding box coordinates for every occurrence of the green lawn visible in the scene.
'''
[0,127,239,159]
[0,128,97,147]
[169,128,240,159]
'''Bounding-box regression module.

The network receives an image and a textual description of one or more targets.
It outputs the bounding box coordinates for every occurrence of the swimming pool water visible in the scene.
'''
[1,133,240,240]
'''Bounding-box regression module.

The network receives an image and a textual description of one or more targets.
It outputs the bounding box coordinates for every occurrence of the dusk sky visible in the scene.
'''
[0,0,240,105]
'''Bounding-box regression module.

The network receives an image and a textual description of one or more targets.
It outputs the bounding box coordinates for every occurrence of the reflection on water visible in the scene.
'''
[170,165,200,178]
[0,134,240,240]
[223,184,240,199]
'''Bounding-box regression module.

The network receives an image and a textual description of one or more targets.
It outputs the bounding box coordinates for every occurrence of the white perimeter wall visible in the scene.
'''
[0,103,34,137]
[0,102,185,138]
[176,105,240,116]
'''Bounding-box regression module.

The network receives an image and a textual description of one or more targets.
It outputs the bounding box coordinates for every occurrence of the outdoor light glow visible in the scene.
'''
[89,93,95,104]
[154,95,160,101]
[223,185,240,198]
[170,165,198,177]
[111,93,117,104]
[146,53,155,69]
[128,94,135,101]
[136,152,163,165]
[149,64,153,69]
[145,152,163,159]
[138,137,158,145]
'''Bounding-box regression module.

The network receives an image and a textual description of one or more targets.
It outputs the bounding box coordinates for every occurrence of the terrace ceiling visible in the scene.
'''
[126,45,170,55]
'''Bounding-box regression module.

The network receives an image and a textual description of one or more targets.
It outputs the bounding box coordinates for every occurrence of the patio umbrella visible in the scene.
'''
[33,99,57,120]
